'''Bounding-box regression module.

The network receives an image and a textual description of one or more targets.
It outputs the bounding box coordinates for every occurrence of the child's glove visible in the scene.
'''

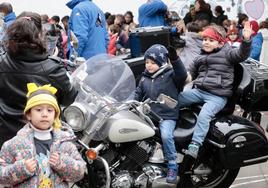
[167,46,178,62]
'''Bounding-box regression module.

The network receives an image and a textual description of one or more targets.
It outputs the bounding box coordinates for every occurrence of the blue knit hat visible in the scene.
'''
[144,44,168,67]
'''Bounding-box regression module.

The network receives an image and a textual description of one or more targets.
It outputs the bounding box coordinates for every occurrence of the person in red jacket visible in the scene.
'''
[108,24,120,55]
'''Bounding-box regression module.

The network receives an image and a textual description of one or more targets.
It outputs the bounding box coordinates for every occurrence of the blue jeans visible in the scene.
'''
[159,120,177,168]
[178,89,227,145]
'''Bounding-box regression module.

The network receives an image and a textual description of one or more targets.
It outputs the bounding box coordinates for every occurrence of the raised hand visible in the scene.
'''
[243,21,253,40]
[24,158,37,174]
[167,46,178,61]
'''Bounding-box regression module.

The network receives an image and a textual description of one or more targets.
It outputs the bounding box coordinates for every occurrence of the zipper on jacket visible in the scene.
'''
[30,134,39,187]
[201,56,209,87]
[150,79,154,98]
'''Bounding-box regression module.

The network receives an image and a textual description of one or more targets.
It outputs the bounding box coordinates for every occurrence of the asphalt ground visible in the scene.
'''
[230,112,268,188]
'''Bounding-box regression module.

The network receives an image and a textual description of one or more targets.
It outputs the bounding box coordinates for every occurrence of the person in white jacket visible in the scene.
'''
[259,21,268,65]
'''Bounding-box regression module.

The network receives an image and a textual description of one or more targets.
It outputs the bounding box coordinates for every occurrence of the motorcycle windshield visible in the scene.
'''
[71,54,136,103]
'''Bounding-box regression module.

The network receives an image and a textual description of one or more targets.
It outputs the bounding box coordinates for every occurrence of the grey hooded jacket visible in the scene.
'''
[179,32,203,70]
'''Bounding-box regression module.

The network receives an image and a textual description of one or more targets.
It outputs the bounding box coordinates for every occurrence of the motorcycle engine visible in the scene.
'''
[110,141,152,188]
[110,141,168,188]
[121,141,153,169]
[111,171,134,188]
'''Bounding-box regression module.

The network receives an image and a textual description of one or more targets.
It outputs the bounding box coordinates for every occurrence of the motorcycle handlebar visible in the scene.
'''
[124,100,159,128]
[149,110,163,123]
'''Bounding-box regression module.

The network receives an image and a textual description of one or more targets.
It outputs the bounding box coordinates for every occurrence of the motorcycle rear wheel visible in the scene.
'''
[179,166,240,188]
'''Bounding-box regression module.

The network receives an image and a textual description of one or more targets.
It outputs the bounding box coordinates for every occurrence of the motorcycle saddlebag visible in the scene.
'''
[129,26,170,58]
[209,116,268,169]
[238,61,268,111]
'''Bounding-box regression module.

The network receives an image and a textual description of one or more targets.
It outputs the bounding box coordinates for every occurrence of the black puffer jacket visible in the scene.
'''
[0,50,77,145]
[189,40,251,97]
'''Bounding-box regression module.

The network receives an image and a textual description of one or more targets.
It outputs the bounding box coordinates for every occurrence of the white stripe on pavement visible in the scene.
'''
[230,179,268,187]
[234,174,268,180]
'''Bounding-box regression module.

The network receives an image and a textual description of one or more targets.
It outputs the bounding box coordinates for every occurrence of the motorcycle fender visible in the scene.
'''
[208,115,268,169]
[104,110,155,143]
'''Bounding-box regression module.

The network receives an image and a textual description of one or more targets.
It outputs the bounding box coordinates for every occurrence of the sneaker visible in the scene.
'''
[185,142,200,159]
[166,168,178,184]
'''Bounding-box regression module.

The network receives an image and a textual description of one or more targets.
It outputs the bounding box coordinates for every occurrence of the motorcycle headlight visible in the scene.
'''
[64,102,87,132]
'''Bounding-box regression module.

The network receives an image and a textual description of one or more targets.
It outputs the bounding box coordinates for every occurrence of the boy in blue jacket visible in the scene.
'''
[133,44,187,183]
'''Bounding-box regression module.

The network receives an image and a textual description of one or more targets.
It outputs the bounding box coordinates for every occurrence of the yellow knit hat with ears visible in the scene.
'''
[24,83,61,129]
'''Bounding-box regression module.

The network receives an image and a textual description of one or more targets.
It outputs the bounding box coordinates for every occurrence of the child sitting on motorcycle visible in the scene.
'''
[178,22,253,160]
[0,83,86,187]
[133,44,187,184]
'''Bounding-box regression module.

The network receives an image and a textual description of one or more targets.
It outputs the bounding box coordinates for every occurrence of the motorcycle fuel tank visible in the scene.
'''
[104,110,155,143]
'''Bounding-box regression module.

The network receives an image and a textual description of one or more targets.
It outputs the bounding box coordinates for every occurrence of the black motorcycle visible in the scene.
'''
[176,58,268,187]
[66,56,268,188]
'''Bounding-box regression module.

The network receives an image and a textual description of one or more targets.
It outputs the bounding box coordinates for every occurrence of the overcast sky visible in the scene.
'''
[6,0,268,22]
[7,0,175,22]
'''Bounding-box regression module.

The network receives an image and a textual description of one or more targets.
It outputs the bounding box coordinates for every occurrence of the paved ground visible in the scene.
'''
[231,163,268,188]
[230,112,268,188]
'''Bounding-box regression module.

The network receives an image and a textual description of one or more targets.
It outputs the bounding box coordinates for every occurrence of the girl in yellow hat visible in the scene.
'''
[0,83,86,188]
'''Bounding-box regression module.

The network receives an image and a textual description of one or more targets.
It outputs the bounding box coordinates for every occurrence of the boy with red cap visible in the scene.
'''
[178,22,252,160]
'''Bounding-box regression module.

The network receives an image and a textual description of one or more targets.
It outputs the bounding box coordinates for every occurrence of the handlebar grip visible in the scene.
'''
[149,110,163,122]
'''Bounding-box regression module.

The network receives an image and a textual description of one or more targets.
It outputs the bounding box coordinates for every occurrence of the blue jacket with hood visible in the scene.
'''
[4,11,16,26]
[66,0,109,59]
[138,0,167,27]
[0,12,16,41]
[250,32,263,61]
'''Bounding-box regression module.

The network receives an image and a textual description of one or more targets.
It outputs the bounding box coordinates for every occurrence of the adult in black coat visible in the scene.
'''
[194,0,212,24]
[211,5,228,26]
[183,5,195,26]
[0,11,77,146]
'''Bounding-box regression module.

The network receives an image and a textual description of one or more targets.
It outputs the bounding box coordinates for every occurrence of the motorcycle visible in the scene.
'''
[65,55,268,188]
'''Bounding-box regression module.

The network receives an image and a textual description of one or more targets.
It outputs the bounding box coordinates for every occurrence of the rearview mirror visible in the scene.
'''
[157,94,178,108]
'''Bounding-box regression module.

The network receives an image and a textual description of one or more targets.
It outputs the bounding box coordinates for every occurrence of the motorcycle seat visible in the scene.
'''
[173,109,196,143]
[189,100,234,116]
[173,126,194,143]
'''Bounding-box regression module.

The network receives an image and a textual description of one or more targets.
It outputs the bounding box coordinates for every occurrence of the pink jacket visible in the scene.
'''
[0,123,86,187]
[61,30,68,59]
